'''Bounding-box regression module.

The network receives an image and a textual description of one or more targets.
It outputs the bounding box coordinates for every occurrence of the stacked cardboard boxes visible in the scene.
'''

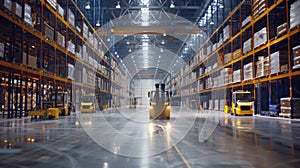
[252,0,266,20]
[224,53,231,64]
[57,32,65,48]
[280,98,300,118]
[222,68,233,85]
[12,2,22,18]
[67,41,75,54]
[290,0,300,29]
[233,48,242,60]
[68,8,75,27]
[270,51,288,74]
[254,27,267,49]
[276,23,287,37]
[293,45,300,69]
[243,62,253,81]
[242,16,251,28]
[256,56,269,77]
[24,4,33,27]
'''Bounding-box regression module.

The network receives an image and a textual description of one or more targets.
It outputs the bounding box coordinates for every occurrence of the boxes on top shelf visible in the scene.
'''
[243,62,253,81]
[254,27,267,49]
[276,23,287,37]
[243,38,252,54]
[242,16,251,28]
[270,51,288,74]
[290,0,300,30]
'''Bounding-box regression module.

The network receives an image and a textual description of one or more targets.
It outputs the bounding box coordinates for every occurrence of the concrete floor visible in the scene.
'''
[0,106,299,168]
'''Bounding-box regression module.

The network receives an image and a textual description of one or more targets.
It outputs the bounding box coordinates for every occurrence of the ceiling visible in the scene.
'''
[77,0,214,80]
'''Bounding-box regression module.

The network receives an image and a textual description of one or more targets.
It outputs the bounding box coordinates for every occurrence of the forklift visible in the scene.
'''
[148,83,171,120]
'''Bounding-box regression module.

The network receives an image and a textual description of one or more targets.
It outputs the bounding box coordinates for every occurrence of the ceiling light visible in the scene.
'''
[141,0,150,5]
[114,51,118,55]
[160,48,163,52]
[163,33,167,36]
[116,1,121,9]
[210,20,214,25]
[161,40,165,44]
[126,41,130,45]
[170,1,175,8]
[85,2,91,9]
[95,20,100,27]
[128,48,132,52]
[107,38,110,42]
[219,3,224,9]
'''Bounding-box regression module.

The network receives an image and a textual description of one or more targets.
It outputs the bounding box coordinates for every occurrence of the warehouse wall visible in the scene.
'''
[134,79,161,105]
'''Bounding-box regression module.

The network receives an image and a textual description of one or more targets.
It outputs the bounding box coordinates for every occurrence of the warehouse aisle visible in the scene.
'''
[0,107,299,168]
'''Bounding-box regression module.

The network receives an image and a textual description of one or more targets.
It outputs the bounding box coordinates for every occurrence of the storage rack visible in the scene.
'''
[0,0,127,118]
[174,0,300,118]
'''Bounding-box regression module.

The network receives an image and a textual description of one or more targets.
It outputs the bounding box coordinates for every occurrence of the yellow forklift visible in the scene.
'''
[231,90,253,116]
[28,91,70,119]
[80,94,97,113]
[129,97,137,109]
[148,83,171,120]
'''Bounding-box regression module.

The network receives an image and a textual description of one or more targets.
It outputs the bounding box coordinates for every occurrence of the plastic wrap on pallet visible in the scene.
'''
[83,23,88,39]
[218,38,223,47]
[57,32,65,48]
[212,43,217,52]
[233,69,241,83]
[270,51,288,74]
[243,38,252,54]
[256,56,269,77]
[243,62,253,81]
[24,4,33,26]
[67,63,74,80]
[223,25,230,42]
[76,45,82,59]
[0,42,4,58]
[224,53,231,63]
[276,22,287,37]
[293,45,300,57]
[4,0,12,11]
[290,0,300,29]
[207,45,211,55]
[57,4,64,18]
[13,2,22,18]
[89,32,93,45]
[254,27,267,49]
[68,9,75,27]
[67,41,75,54]
[242,16,251,28]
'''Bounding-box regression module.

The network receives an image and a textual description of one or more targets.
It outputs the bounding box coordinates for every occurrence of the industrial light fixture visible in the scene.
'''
[85,2,91,9]
[170,0,175,8]
[128,48,132,52]
[116,1,121,9]
[210,20,214,25]
[219,3,224,8]
[161,40,165,44]
[95,20,100,27]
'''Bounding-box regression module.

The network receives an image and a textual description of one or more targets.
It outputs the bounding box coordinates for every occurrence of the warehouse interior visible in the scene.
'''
[0,0,300,167]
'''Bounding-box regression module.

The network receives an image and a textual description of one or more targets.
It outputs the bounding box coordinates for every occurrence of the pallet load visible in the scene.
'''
[290,0,300,30]
[276,23,287,37]
[252,0,266,20]
[270,51,288,74]
[280,98,300,118]
[293,45,300,69]
[256,56,269,77]
[243,62,253,81]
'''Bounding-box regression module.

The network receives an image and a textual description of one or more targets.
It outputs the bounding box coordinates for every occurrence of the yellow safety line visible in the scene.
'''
[173,144,192,168]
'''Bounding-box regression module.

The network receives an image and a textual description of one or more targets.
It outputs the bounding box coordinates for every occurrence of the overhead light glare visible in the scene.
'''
[95,20,100,27]
[116,1,121,9]
[170,1,175,8]
[85,2,91,9]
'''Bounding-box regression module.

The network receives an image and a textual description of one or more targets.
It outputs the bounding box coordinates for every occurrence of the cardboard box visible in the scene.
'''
[67,41,75,54]
[68,8,75,27]
[233,48,242,59]
[270,51,288,74]
[256,56,269,77]
[233,69,241,83]
[57,4,64,18]
[280,97,300,118]
[293,56,300,70]
[224,53,231,63]
[277,22,287,37]
[293,45,300,57]
[223,25,230,42]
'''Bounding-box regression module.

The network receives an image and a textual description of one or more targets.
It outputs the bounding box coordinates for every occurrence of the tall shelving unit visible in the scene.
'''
[174,0,300,118]
[0,0,127,118]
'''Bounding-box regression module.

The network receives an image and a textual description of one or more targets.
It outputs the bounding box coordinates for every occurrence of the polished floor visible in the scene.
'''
[0,106,299,168]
